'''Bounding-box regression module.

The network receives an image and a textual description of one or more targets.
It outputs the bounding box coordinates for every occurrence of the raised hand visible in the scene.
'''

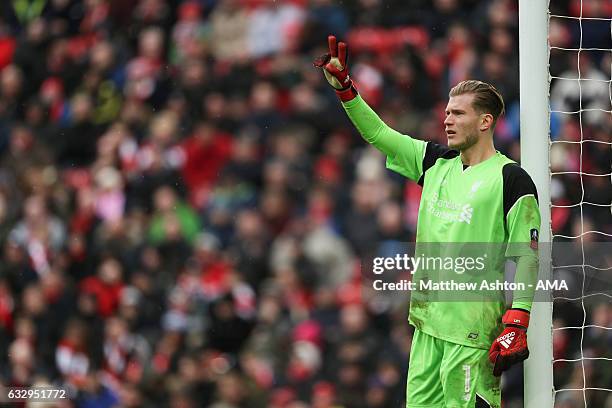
[314,35,352,91]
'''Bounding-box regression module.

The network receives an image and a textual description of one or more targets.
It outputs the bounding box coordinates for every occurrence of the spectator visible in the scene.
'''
[210,0,249,62]
[148,185,200,245]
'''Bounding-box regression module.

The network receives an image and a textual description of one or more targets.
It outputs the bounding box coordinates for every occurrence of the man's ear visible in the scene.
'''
[480,113,494,131]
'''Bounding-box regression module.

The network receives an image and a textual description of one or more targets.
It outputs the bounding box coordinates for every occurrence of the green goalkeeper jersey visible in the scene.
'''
[343,96,541,349]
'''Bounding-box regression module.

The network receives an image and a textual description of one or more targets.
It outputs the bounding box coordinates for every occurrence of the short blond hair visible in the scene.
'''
[449,80,505,125]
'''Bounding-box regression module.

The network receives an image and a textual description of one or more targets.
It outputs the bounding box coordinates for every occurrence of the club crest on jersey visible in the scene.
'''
[471,180,483,193]
[530,228,539,249]
[467,180,484,199]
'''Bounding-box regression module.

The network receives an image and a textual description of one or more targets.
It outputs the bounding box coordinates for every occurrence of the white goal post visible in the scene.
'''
[518,0,554,407]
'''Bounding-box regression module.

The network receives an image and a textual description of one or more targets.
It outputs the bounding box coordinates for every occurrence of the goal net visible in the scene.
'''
[548,1,611,407]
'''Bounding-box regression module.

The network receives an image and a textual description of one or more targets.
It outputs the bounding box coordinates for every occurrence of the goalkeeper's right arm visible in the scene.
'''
[314,35,404,157]
[314,35,432,183]
[340,94,407,158]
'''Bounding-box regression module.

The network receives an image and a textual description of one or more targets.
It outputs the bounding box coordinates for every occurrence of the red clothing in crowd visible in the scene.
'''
[56,339,90,384]
[79,277,124,318]
[0,37,15,69]
[180,131,233,196]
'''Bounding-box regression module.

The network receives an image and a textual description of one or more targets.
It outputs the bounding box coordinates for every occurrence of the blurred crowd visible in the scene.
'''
[0,0,610,407]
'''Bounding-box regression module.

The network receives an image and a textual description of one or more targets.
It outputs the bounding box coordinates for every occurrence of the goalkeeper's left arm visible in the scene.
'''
[489,163,541,376]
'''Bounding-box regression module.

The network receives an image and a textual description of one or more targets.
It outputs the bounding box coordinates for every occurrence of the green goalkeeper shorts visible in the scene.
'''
[406,329,501,408]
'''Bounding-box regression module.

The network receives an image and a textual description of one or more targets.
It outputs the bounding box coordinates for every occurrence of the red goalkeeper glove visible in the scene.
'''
[313,35,358,102]
[489,308,530,377]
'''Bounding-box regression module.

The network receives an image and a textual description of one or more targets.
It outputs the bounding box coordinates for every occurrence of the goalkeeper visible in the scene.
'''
[315,36,541,408]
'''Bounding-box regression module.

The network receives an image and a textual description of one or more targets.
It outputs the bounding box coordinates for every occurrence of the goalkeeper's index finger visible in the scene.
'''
[338,42,347,68]
[328,35,337,57]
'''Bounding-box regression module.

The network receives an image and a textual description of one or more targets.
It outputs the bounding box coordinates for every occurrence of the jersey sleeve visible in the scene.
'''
[342,95,456,183]
[503,163,541,311]
[503,163,541,253]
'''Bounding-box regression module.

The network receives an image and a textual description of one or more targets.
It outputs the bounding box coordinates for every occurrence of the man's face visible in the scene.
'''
[444,93,482,150]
